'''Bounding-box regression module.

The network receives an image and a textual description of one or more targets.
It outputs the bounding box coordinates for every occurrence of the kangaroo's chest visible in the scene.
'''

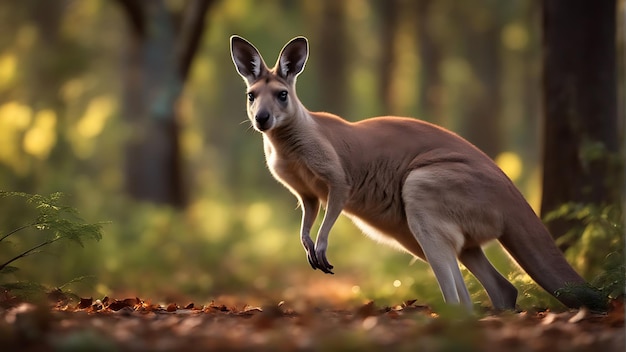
[264,139,329,202]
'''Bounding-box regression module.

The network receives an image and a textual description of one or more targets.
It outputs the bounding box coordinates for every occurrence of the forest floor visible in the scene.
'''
[0,291,624,352]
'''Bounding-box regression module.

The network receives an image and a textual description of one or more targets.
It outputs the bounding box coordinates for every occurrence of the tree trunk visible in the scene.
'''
[117,0,212,207]
[376,0,400,115]
[414,0,444,125]
[460,15,503,159]
[541,0,620,246]
[316,0,349,117]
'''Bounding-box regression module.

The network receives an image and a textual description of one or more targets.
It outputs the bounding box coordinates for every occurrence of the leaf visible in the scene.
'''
[0,191,104,280]
[77,297,93,310]
[107,298,137,311]
[166,303,178,312]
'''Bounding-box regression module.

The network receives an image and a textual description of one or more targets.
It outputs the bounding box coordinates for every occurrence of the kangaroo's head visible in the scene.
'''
[230,36,308,132]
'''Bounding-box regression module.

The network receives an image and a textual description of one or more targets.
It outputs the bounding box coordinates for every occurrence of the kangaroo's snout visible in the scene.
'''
[255,110,272,131]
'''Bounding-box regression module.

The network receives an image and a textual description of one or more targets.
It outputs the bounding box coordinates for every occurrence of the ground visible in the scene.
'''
[0,293,623,352]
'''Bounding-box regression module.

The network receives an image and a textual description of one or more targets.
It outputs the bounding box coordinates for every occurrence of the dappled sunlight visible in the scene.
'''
[69,96,116,159]
[0,53,16,88]
[187,199,232,242]
[244,201,273,232]
[60,78,86,103]
[391,29,419,114]
[23,109,57,160]
[0,102,32,174]
[495,151,523,182]
[279,274,366,307]
[526,167,543,213]
[501,23,529,51]
[76,96,115,138]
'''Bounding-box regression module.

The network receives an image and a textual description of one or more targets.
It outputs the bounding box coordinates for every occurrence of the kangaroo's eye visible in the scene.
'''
[277,90,288,102]
[247,92,255,102]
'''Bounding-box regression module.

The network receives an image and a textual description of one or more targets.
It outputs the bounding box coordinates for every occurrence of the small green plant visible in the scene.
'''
[0,191,104,301]
[545,202,625,306]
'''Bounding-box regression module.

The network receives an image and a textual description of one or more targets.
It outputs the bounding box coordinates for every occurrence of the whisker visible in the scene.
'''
[238,119,255,133]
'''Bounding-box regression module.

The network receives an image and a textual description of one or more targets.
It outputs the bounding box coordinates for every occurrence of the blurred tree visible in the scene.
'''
[316,0,349,117]
[414,0,444,124]
[541,0,621,247]
[115,0,214,207]
[376,0,400,115]
[456,3,504,158]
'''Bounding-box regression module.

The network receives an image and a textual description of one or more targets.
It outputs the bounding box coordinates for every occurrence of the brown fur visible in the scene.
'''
[231,35,592,310]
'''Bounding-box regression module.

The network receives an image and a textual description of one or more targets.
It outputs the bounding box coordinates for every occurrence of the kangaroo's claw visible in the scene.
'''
[315,246,334,274]
[302,235,320,270]
[306,250,319,270]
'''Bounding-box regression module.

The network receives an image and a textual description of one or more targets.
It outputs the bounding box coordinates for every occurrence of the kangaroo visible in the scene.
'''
[230,35,605,311]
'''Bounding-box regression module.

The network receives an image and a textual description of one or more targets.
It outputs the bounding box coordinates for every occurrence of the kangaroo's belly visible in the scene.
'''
[340,159,429,257]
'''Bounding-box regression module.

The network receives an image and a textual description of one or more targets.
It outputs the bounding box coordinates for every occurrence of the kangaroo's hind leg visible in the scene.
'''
[403,170,473,310]
[404,212,472,310]
[459,246,518,310]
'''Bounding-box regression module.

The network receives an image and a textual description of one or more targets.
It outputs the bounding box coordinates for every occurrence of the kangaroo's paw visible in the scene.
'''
[301,235,320,270]
[314,245,334,275]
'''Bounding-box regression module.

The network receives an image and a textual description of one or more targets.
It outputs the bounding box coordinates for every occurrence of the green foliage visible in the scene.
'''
[0,191,103,299]
[545,202,625,305]
[590,252,625,299]
[545,202,624,276]
[554,282,608,312]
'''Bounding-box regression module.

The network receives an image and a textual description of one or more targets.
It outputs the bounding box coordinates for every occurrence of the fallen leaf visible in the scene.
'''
[355,301,377,319]
[76,297,93,310]
[108,299,133,311]
[166,303,177,312]
[403,299,417,307]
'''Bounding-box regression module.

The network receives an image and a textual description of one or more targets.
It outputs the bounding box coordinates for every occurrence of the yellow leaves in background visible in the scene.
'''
[23,109,57,159]
[188,199,232,242]
[0,95,116,171]
[0,103,58,163]
[70,95,116,159]
[0,54,16,88]
[495,151,523,182]
[501,23,529,51]
[496,151,542,213]
[0,102,32,173]
[77,96,114,139]
[0,103,57,171]
[244,202,272,232]
[389,30,418,114]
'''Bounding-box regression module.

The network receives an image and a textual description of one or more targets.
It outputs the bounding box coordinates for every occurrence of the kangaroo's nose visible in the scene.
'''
[255,111,270,124]
[255,111,271,131]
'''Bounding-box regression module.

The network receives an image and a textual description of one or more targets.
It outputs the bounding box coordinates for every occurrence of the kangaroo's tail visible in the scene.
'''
[498,201,607,311]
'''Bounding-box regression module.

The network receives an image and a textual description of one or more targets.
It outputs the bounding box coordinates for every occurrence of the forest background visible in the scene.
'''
[0,0,623,310]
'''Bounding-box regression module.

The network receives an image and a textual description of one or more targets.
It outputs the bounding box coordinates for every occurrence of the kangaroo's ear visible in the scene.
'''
[230,35,267,84]
[276,37,308,81]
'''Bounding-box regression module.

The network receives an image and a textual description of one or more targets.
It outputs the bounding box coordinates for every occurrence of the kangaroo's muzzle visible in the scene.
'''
[255,111,272,131]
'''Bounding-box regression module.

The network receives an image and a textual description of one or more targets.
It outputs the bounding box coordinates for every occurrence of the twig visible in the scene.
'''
[0,222,37,242]
[0,237,62,271]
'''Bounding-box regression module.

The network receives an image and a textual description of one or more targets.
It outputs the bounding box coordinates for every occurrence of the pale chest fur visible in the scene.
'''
[263,136,329,202]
